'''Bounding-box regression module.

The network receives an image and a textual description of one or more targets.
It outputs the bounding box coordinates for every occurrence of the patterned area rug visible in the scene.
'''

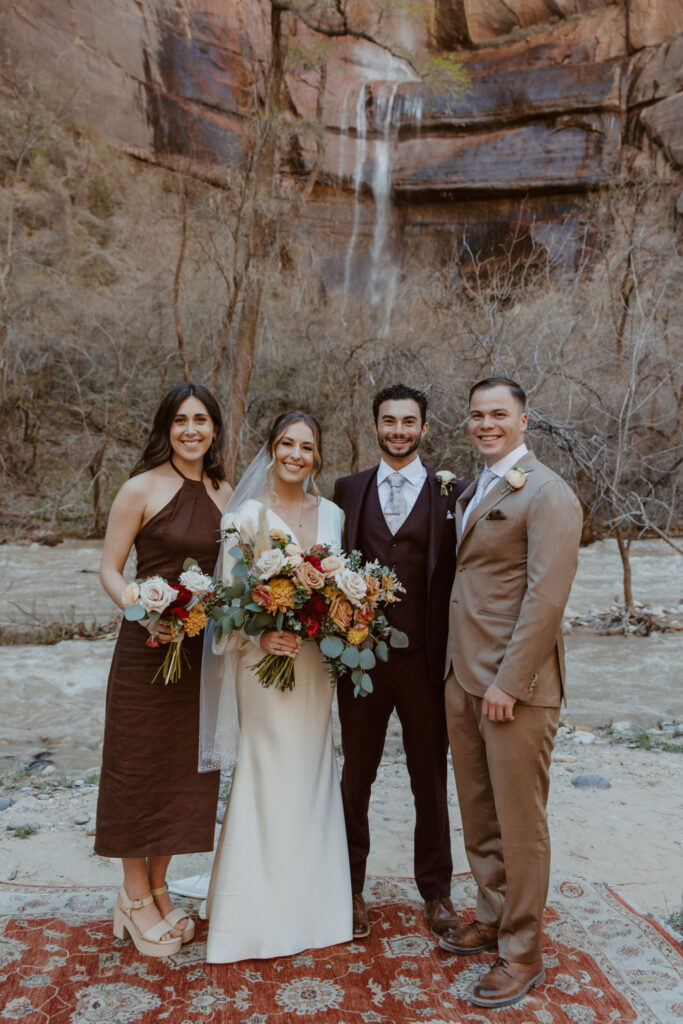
[1,875,681,1023]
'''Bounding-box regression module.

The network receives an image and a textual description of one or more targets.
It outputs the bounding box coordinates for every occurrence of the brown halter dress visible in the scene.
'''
[95,465,221,857]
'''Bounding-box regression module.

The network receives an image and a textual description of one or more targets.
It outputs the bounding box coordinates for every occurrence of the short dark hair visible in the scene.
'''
[373,384,428,424]
[469,376,527,410]
[130,382,226,489]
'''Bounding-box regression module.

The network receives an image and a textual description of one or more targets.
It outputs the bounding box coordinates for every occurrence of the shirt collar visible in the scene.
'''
[377,455,424,485]
[486,443,529,479]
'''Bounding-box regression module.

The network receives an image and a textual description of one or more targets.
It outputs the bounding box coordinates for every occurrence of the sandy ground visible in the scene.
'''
[1,714,681,937]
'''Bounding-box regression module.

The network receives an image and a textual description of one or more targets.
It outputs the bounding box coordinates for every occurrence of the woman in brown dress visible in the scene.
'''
[95,382,232,957]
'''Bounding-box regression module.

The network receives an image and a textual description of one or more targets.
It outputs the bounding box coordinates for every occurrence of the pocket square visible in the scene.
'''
[485,509,507,520]
[446,510,456,520]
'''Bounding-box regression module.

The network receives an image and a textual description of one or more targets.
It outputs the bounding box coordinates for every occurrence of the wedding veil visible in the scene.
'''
[198,445,271,772]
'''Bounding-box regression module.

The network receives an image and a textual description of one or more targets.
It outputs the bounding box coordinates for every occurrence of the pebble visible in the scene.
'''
[72,780,84,788]
[611,720,633,733]
[0,798,12,811]
[572,774,612,789]
[72,814,90,826]
[572,732,595,745]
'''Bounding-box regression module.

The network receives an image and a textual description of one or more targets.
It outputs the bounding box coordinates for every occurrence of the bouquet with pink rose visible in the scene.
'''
[122,558,227,684]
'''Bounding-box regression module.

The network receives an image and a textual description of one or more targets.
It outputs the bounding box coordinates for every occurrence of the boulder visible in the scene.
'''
[628,0,683,50]
[640,93,683,167]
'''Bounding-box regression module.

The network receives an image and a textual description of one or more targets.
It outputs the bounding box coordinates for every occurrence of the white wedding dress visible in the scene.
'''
[205,497,352,962]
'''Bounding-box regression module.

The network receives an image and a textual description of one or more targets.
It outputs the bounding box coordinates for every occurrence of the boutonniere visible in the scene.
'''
[436,470,457,496]
[500,466,527,496]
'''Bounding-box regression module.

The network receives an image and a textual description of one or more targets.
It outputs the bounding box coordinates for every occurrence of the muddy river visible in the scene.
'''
[0,539,681,771]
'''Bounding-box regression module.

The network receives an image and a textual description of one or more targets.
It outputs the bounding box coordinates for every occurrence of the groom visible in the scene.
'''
[333,383,467,939]
[442,377,582,1009]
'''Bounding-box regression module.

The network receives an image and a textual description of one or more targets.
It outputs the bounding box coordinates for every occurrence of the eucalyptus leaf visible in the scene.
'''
[211,606,224,622]
[225,583,246,600]
[147,610,160,622]
[233,608,245,627]
[390,628,410,649]
[341,646,360,669]
[353,684,361,697]
[123,604,146,621]
[245,602,262,612]
[320,636,344,659]
[358,648,376,670]
[254,612,275,628]
[231,561,249,577]
[276,611,284,631]
[360,673,373,694]
[213,625,223,643]
[220,615,234,634]
[228,546,243,559]
[375,640,389,662]
[182,557,199,571]
[351,668,363,685]
[244,620,261,636]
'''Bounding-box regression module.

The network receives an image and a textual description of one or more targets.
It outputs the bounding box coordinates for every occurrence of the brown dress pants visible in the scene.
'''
[338,646,453,901]
[445,672,559,962]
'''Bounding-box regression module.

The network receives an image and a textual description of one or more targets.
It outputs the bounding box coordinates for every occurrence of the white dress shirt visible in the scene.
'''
[461,443,529,532]
[377,456,427,520]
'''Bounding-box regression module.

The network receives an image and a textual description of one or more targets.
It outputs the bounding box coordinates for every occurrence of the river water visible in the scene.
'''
[0,539,680,771]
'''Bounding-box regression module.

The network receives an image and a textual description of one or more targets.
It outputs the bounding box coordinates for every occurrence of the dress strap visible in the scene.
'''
[169,457,204,484]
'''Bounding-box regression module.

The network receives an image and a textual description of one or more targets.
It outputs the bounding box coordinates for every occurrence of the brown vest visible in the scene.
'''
[358,477,430,650]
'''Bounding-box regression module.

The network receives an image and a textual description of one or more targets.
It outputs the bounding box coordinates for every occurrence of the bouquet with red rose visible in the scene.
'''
[122,558,227,684]
[213,528,408,695]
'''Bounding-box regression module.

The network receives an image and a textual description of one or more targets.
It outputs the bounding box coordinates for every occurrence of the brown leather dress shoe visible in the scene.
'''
[439,919,498,954]
[469,957,545,1008]
[352,893,370,939]
[424,897,460,937]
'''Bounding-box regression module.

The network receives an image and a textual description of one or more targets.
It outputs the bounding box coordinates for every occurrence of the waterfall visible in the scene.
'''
[341,84,368,319]
[368,83,399,335]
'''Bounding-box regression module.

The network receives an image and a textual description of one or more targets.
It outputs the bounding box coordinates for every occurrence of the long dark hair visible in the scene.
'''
[266,411,323,495]
[130,383,227,489]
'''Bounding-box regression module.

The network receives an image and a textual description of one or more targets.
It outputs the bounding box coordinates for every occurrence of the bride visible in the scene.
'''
[196,411,352,962]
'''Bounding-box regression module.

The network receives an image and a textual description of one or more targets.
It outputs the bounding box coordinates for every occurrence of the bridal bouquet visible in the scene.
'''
[122,559,227,685]
[213,525,408,696]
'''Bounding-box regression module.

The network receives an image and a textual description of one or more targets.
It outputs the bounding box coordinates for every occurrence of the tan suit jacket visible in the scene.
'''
[447,451,583,707]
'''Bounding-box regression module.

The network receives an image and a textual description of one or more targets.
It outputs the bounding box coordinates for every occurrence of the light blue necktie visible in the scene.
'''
[461,467,496,532]
[385,472,408,535]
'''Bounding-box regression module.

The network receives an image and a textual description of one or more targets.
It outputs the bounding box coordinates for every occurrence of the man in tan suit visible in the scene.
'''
[442,377,583,1009]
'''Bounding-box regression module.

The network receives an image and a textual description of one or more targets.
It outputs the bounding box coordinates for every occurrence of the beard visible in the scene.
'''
[377,433,423,461]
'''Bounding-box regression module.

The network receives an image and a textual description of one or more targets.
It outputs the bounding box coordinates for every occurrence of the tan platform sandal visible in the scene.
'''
[113,886,182,957]
[151,884,195,944]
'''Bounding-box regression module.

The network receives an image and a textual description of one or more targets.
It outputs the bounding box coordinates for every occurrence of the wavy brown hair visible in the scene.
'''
[265,411,323,495]
[130,383,227,489]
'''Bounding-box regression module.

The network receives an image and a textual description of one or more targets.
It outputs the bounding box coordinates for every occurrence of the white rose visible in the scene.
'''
[138,576,178,614]
[121,581,140,607]
[333,567,368,607]
[179,566,213,595]
[284,543,303,568]
[254,548,287,580]
[436,470,456,484]
[505,467,526,490]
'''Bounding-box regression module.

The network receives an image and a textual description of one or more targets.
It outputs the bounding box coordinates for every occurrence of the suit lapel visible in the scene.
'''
[426,467,446,579]
[459,452,537,544]
[344,467,378,551]
[456,480,476,545]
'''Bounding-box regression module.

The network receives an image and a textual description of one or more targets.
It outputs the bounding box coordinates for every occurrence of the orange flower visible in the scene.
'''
[347,626,369,646]
[330,594,353,631]
[265,578,296,613]
[354,603,374,628]
[184,605,208,637]
[269,529,289,545]
[295,561,325,591]
[252,585,272,608]
[364,575,381,601]
[381,573,401,603]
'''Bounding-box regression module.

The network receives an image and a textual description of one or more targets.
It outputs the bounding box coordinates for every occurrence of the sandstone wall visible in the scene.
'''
[2,0,681,272]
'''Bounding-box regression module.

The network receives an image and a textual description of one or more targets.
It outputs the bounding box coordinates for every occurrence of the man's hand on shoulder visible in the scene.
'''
[482,684,517,723]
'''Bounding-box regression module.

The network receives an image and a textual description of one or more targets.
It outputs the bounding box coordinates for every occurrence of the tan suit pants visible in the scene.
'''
[445,672,559,962]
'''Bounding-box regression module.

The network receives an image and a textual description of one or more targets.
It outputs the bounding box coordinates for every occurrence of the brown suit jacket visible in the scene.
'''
[334,465,466,686]
[447,451,583,707]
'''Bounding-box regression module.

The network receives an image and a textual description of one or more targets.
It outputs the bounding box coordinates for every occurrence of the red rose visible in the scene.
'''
[301,616,319,637]
[169,606,190,620]
[304,554,323,571]
[171,584,193,606]
[301,593,327,620]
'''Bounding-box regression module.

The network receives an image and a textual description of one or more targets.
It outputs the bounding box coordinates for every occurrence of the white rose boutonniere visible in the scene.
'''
[501,466,527,496]
[436,469,457,496]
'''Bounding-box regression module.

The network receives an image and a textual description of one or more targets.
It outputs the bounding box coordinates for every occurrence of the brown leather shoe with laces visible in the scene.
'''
[469,957,545,1008]
[424,897,460,936]
[439,919,498,954]
[352,893,370,939]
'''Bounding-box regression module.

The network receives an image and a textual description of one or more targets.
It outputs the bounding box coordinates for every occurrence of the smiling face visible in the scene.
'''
[374,398,428,468]
[169,396,216,466]
[271,420,317,488]
[469,384,527,466]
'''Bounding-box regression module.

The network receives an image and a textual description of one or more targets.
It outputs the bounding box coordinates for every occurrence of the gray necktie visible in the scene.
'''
[461,467,496,532]
[385,471,408,535]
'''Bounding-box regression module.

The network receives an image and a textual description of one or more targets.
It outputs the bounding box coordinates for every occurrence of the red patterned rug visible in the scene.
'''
[1,875,681,1023]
